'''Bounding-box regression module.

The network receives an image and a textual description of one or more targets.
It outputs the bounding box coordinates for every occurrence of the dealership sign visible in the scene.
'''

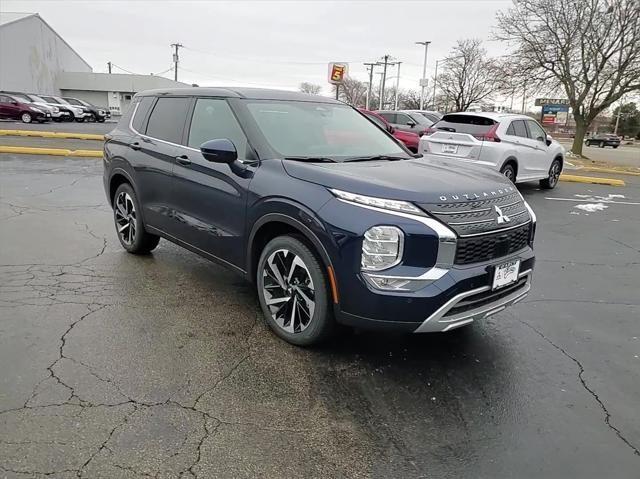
[535,98,570,106]
[328,62,348,85]
[541,104,570,124]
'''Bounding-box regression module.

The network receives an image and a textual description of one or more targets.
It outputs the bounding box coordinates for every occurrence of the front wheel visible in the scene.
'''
[257,236,334,346]
[599,141,605,148]
[112,183,160,254]
[613,145,619,149]
[500,163,516,183]
[21,112,32,123]
[540,159,562,189]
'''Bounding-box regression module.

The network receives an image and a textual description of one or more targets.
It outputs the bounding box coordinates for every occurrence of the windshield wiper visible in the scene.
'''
[343,155,407,162]
[283,156,337,163]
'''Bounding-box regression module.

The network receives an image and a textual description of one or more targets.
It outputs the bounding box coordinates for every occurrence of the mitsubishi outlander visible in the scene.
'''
[104,88,536,346]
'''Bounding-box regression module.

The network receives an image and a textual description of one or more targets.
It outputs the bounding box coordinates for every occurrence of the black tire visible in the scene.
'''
[500,163,517,183]
[112,183,160,254]
[586,141,592,146]
[76,118,85,123]
[599,141,605,148]
[256,235,334,346]
[97,118,106,123]
[20,112,32,123]
[613,145,619,149]
[540,158,562,189]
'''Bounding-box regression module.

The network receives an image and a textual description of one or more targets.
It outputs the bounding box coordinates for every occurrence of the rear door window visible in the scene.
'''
[396,113,414,125]
[145,97,190,144]
[510,120,528,138]
[378,112,397,124]
[187,98,247,158]
[433,114,496,136]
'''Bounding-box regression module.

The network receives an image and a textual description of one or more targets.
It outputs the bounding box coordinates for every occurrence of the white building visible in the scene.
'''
[0,12,92,94]
[0,12,189,115]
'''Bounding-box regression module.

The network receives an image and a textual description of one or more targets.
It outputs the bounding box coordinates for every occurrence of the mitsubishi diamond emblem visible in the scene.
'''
[494,205,510,224]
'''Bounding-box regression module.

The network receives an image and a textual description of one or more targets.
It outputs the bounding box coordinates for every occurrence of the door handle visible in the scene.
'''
[175,154,191,165]
[130,142,141,151]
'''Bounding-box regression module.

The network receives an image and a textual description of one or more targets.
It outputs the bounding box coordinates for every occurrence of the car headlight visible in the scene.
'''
[29,107,43,113]
[331,189,424,215]
[361,226,403,271]
[52,106,59,113]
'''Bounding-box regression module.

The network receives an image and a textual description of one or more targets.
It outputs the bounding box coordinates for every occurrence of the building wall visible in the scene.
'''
[0,15,91,95]
[59,89,108,108]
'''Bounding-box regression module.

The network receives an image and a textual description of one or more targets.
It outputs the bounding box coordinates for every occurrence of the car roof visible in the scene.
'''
[136,87,342,104]
[441,111,532,121]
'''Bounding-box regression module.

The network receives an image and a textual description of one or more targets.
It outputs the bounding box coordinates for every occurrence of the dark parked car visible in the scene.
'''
[104,88,536,346]
[376,110,434,136]
[62,97,111,122]
[0,93,51,123]
[586,134,621,148]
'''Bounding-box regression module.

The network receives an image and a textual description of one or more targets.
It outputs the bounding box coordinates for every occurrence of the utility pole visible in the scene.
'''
[614,96,624,135]
[416,41,431,110]
[377,72,384,110]
[364,62,376,110]
[107,61,112,74]
[170,43,184,82]
[379,55,391,111]
[521,79,527,114]
[394,62,402,111]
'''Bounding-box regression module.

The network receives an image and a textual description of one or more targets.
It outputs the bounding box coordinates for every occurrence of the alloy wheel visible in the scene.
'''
[115,192,136,246]
[21,113,32,123]
[549,162,561,187]
[503,167,515,181]
[262,249,315,334]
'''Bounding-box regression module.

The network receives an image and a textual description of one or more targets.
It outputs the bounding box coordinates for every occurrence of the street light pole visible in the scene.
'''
[394,62,401,110]
[364,62,376,110]
[416,41,431,110]
[432,59,439,110]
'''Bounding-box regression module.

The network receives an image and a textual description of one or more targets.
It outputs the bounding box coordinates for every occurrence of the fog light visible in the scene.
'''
[361,226,403,271]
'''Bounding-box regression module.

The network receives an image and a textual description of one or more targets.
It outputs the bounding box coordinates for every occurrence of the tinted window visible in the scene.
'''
[378,112,397,123]
[40,96,58,103]
[508,120,528,138]
[432,114,496,135]
[406,113,433,126]
[145,97,190,143]
[10,93,30,103]
[187,98,247,158]
[131,97,155,133]
[64,98,83,106]
[526,120,546,141]
[396,113,414,125]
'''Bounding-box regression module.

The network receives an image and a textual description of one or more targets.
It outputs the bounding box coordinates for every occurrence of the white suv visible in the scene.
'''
[419,112,565,189]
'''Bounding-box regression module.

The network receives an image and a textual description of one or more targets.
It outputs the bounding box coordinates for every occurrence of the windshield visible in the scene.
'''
[29,94,48,103]
[54,97,71,105]
[407,113,433,126]
[10,93,30,103]
[41,96,59,104]
[64,98,83,106]
[244,100,407,160]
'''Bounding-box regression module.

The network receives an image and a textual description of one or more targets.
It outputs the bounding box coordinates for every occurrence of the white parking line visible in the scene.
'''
[544,197,640,206]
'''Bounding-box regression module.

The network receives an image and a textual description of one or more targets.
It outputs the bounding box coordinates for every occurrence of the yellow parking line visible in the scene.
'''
[0,129,104,141]
[0,145,103,158]
[559,174,625,187]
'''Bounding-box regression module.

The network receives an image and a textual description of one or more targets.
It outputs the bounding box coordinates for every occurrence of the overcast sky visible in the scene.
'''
[3,0,514,95]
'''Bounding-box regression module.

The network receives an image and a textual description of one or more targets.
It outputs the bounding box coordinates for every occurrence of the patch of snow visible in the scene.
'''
[569,211,581,215]
[575,203,608,213]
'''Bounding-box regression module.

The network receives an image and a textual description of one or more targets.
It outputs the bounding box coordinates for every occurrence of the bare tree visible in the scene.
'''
[495,0,640,155]
[399,90,422,110]
[333,77,368,106]
[299,82,322,95]
[436,39,501,112]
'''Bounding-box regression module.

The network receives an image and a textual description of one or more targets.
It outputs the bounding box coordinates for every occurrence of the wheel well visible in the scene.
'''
[502,158,518,176]
[109,173,131,206]
[249,220,322,283]
[554,155,564,169]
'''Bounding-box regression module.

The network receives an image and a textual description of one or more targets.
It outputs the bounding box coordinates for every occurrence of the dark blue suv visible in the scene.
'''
[104,88,536,346]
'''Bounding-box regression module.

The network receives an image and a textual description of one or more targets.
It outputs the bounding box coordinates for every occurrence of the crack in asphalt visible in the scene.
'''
[521,320,640,457]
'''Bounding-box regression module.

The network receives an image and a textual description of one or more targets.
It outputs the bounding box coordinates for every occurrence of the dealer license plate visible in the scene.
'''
[442,144,458,154]
[492,260,520,290]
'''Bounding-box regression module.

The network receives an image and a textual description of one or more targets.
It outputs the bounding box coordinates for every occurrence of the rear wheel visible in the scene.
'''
[112,183,160,254]
[540,158,562,189]
[20,112,32,123]
[256,235,334,346]
[500,163,516,183]
[599,141,605,148]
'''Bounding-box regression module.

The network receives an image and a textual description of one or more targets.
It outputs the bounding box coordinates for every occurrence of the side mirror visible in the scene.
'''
[200,138,237,164]
[407,121,416,127]
[388,125,395,134]
[545,135,553,146]
[11,101,18,105]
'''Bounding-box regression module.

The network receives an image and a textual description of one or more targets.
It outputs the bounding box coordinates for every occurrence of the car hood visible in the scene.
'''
[282,157,516,204]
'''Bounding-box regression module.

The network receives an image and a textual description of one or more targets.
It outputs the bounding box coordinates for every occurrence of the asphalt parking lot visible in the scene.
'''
[1,135,639,478]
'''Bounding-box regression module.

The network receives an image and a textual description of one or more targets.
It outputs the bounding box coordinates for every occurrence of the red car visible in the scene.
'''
[359,108,420,152]
[0,93,51,123]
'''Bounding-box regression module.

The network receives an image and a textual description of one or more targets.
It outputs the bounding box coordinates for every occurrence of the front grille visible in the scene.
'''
[421,192,531,237]
[455,223,530,264]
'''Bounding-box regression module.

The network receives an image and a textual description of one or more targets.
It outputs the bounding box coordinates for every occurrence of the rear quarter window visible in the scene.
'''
[131,96,155,132]
[433,114,496,135]
[145,97,191,144]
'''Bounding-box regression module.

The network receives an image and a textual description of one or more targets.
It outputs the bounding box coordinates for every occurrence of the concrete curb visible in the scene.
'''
[578,166,640,177]
[0,129,104,141]
[0,145,103,158]
[559,174,625,187]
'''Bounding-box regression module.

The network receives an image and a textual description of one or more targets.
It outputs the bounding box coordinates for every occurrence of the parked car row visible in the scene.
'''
[0,90,111,123]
